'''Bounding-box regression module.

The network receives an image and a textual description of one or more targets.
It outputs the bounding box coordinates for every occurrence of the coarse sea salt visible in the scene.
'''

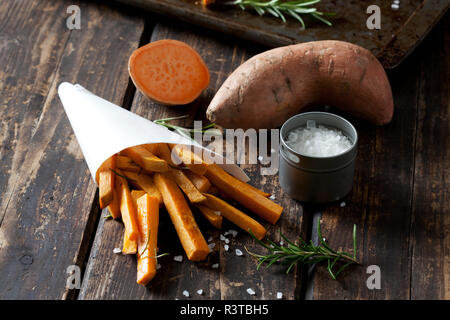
[247,288,256,296]
[286,122,353,157]
[174,255,183,262]
[182,290,190,297]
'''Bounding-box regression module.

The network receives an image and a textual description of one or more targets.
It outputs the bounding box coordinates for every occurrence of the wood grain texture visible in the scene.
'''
[79,20,305,300]
[0,0,144,299]
[410,14,449,300]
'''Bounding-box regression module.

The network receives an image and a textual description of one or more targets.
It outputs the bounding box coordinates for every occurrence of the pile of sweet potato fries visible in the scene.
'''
[96,143,283,285]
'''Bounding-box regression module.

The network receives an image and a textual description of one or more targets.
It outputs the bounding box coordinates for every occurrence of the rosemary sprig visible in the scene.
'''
[110,168,137,183]
[247,220,358,280]
[226,0,335,29]
[154,115,221,140]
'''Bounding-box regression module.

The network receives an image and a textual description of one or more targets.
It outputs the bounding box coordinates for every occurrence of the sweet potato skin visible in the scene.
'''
[207,40,393,129]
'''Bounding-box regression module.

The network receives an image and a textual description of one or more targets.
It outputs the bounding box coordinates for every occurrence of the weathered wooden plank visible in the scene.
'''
[0,0,145,299]
[79,20,305,300]
[307,41,423,300]
[410,14,449,300]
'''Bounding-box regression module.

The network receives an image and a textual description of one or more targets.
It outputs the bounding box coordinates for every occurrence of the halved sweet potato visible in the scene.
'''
[129,39,210,105]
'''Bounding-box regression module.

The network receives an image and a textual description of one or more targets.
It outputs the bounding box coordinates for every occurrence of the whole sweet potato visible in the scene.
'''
[206,41,393,129]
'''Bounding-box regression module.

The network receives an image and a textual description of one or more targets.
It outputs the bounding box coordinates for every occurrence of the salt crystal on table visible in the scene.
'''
[182,290,189,297]
[279,240,284,246]
[269,194,276,200]
[174,255,183,262]
[235,249,243,256]
[197,289,203,295]
[277,292,283,299]
[207,236,213,243]
[156,264,161,270]
[258,155,263,162]
[208,243,216,251]
[220,234,226,241]
[391,3,399,10]
[228,230,238,237]
[247,288,256,296]
[224,244,229,251]
[212,263,219,269]
[286,124,353,157]
[224,238,230,244]
[340,201,346,207]
[113,248,122,254]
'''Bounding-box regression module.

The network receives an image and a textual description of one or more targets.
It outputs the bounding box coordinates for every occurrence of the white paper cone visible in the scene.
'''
[58,82,249,182]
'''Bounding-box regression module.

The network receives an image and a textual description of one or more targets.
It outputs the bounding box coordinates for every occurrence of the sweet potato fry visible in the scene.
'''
[131,191,159,286]
[107,187,121,219]
[153,172,209,261]
[142,143,158,154]
[154,143,177,167]
[185,171,211,193]
[97,155,116,209]
[205,164,283,224]
[195,204,223,229]
[121,145,168,173]
[122,171,163,207]
[169,144,209,175]
[116,155,141,173]
[207,185,219,195]
[168,167,206,204]
[203,193,266,240]
[115,168,139,254]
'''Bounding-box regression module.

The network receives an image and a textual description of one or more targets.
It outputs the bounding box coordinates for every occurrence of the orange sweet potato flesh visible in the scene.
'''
[154,172,210,261]
[168,167,206,204]
[115,169,139,254]
[107,187,121,219]
[129,39,210,105]
[205,164,283,224]
[185,171,211,193]
[195,204,223,229]
[203,194,266,240]
[122,170,163,207]
[116,155,141,173]
[121,145,168,173]
[207,40,393,129]
[97,155,116,209]
[154,143,177,167]
[169,144,209,175]
[131,191,159,286]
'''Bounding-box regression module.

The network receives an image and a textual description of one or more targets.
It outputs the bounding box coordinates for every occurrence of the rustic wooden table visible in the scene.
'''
[0,0,448,300]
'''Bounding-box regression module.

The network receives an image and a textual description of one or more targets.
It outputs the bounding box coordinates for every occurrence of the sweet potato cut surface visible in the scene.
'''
[169,144,209,175]
[116,155,141,173]
[97,155,116,209]
[185,171,211,193]
[122,171,163,207]
[154,173,209,261]
[142,143,158,154]
[195,204,223,229]
[107,187,121,219]
[115,169,139,254]
[207,40,393,129]
[131,191,159,286]
[205,164,283,224]
[129,39,210,105]
[154,143,177,167]
[168,167,206,204]
[203,194,266,240]
[121,145,168,173]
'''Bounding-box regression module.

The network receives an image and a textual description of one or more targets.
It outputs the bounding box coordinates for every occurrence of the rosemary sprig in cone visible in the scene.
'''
[154,115,221,140]
[225,0,335,29]
[247,220,358,280]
